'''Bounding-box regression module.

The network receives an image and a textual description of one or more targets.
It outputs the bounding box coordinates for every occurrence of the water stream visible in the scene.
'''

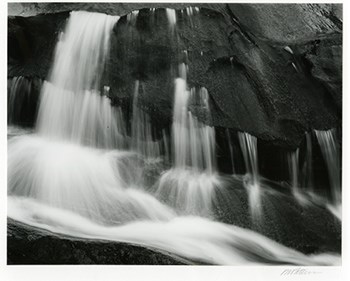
[7,10,341,265]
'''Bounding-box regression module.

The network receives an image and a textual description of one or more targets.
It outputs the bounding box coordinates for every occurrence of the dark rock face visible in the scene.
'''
[7,219,188,265]
[7,3,342,147]
[8,76,42,127]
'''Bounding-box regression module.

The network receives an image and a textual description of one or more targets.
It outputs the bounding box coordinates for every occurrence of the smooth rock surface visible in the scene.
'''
[7,218,189,265]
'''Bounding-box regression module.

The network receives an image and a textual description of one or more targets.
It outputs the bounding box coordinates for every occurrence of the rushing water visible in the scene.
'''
[7,10,341,265]
[131,80,164,160]
[8,76,41,126]
[154,63,218,217]
[314,129,341,219]
[225,129,236,174]
[36,11,125,148]
[238,132,262,225]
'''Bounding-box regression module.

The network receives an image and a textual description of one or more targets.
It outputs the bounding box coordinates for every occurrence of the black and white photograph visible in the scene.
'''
[2,0,347,279]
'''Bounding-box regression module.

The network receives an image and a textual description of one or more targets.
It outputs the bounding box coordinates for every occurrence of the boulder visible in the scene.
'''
[7,3,342,147]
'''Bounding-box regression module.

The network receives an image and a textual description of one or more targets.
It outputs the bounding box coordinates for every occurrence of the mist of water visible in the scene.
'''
[7,10,341,265]
[8,196,340,266]
[8,135,174,224]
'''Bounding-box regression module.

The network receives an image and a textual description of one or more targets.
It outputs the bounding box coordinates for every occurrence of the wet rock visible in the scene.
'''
[7,3,342,147]
[214,177,341,254]
[7,218,189,265]
[227,4,342,43]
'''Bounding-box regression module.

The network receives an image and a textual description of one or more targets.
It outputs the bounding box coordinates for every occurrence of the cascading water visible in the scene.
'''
[7,9,341,266]
[36,11,126,148]
[314,129,341,219]
[287,149,309,205]
[8,76,41,126]
[8,11,175,225]
[131,80,164,160]
[154,64,219,217]
[226,129,236,174]
[301,133,313,191]
[238,132,262,225]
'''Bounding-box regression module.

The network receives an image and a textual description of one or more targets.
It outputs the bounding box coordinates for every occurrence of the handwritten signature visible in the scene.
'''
[280,268,322,276]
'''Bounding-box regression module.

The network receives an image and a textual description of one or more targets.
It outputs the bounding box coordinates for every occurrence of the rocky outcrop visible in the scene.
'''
[8,3,342,147]
[7,219,189,265]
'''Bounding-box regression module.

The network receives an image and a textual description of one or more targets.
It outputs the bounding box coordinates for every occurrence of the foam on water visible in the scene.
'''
[8,135,174,224]
[8,196,340,266]
[7,10,341,265]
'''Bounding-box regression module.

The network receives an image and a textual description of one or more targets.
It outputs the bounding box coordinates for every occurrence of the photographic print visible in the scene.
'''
[7,2,342,267]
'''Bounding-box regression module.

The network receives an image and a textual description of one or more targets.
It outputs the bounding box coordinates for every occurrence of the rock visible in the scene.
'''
[7,218,189,265]
[213,176,341,254]
[227,4,342,43]
[7,3,342,147]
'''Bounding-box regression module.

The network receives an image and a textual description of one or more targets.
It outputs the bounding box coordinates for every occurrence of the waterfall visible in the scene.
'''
[8,76,41,126]
[7,8,341,266]
[165,8,177,27]
[131,80,163,160]
[314,129,341,202]
[154,63,218,216]
[301,133,313,191]
[172,64,216,172]
[238,132,262,225]
[287,149,299,190]
[36,11,126,149]
[8,11,176,225]
[238,132,259,184]
[8,135,174,224]
[287,149,309,204]
[226,129,235,174]
[314,129,341,218]
[8,77,30,124]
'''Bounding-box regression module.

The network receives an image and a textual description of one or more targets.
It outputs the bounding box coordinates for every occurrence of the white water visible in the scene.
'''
[131,80,164,159]
[314,129,341,203]
[36,11,125,148]
[172,65,216,172]
[287,149,311,205]
[238,132,262,224]
[8,77,29,124]
[8,197,340,266]
[154,64,218,216]
[314,129,341,219]
[8,135,174,224]
[165,8,177,27]
[7,10,341,265]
